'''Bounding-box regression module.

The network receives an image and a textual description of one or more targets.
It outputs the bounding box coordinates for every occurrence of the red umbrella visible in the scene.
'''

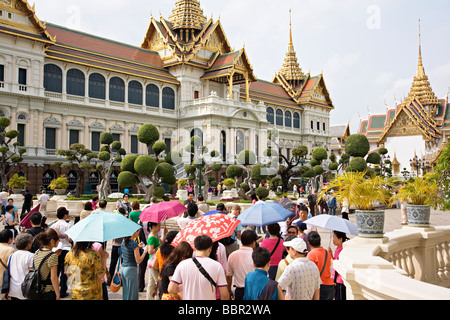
[139,201,187,223]
[171,213,240,248]
[19,204,41,230]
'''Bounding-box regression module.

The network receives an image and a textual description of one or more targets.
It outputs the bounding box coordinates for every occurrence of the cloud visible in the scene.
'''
[375,72,394,85]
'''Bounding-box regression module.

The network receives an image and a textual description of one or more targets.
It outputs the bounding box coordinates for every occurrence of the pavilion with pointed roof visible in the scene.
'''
[358,22,449,175]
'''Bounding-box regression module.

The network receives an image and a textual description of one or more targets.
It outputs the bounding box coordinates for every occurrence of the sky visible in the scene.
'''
[33,0,450,133]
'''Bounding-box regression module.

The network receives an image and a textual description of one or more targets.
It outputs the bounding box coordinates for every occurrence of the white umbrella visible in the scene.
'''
[108,192,124,199]
[304,215,358,236]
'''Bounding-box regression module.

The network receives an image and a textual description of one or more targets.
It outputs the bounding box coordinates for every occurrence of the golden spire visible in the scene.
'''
[404,19,440,116]
[168,0,207,31]
[279,10,303,84]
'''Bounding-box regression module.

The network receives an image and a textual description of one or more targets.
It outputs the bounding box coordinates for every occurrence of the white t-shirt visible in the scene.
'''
[50,219,73,250]
[39,194,50,204]
[176,216,196,229]
[171,256,227,300]
[9,250,34,300]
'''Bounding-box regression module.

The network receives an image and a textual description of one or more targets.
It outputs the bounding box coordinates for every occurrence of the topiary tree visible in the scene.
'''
[96,132,127,199]
[255,186,269,200]
[348,157,368,172]
[345,134,370,158]
[0,117,26,186]
[118,125,176,201]
[308,147,328,192]
[226,165,243,189]
[53,143,97,197]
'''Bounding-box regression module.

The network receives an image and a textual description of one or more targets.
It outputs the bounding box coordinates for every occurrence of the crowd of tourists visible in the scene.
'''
[0,190,349,301]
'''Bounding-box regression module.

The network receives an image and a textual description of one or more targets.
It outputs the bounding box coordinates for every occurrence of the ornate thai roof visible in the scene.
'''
[168,0,207,30]
[0,0,55,43]
[403,21,440,116]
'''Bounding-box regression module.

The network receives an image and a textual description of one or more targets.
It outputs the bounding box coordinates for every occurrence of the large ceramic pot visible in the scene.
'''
[406,205,430,227]
[53,189,66,195]
[355,210,385,238]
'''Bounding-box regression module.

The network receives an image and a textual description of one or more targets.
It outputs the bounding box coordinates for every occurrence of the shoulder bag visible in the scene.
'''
[192,257,216,292]
[110,247,122,293]
[1,253,13,294]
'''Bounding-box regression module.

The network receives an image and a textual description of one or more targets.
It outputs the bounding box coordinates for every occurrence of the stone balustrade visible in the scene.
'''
[334,226,450,300]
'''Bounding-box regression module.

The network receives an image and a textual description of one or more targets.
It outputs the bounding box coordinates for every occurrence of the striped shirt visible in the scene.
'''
[277,257,321,300]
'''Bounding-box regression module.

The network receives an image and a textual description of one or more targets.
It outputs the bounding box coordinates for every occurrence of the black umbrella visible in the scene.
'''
[273,198,299,224]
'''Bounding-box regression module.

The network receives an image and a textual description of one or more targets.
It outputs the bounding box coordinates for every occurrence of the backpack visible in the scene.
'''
[21,252,54,300]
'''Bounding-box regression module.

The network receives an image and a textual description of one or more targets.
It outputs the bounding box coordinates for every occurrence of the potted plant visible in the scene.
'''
[49,175,69,195]
[319,171,392,238]
[391,175,440,227]
[7,173,30,193]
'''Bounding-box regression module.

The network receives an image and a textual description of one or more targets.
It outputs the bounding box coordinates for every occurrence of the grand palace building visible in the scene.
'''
[0,0,334,193]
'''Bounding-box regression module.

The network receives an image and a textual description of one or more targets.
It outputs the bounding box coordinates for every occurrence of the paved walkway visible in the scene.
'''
[3,200,449,300]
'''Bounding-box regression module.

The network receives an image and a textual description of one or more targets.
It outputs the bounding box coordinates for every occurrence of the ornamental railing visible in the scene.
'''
[334,226,450,300]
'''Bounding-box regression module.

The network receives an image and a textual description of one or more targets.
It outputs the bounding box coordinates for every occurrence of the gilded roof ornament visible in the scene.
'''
[168,0,207,31]
[278,10,303,84]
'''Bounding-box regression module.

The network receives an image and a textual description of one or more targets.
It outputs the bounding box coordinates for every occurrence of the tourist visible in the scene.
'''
[222,204,242,257]
[328,190,337,216]
[116,194,132,215]
[152,230,178,298]
[177,202,198,229]
[341,198,349,220]
[307,231,334,300]
[216,202,228,214]
[38,190,50,217]
[226,229,258,300]
[7,233,34,300]
[331,231,349,300]
[294,204,317,235]
[33,228,60,300]
[120,230,148,300]
[128,200,142,224]
[92,199,108,214]
[0,229,15,299]
[3,205,19,239]
[401,200,408,225]
[90,242,110,300]
[91,195,99,211]
[21,190,33,219]
[277,237,321,300]
[260,223,284,280]
[25,211,46,253]
[159,241,193,300]
[64,241,107,300]
[286,225,299,237]
[307,190,318,216]
[50,207,72,298]
[275,235,297,281]
[296,222,311,252]
[183,192,194,207]
[146,221,167,300]
[197,195,209,217]
[243,247,284,300]
[79,201,93,220]
[108,208,127,285]
[7,199,18,225]
[143,196,158,209]
[168,235,229,300]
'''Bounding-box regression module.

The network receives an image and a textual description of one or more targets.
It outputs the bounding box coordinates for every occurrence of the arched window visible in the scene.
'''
[109,77,125,102]
[266,107,274,125]
[162,87,175,110]
[44,64,62,93]
[293,112,300,129]
[276,109,283,126]
[89,73,106,99]
[128,80,143,105]
[66,69,85,96]
[146,84,159,108]
[285,111,292,128]
[236,130,245,155]
[42,170,57,190]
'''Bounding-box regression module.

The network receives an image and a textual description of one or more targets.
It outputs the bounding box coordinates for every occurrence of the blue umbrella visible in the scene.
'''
[304,214,358,236]
[202,210,222,216]
[238,202,293,227]
[66,212,141,242]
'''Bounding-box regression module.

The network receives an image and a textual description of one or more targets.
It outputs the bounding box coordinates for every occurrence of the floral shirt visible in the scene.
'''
[65,248,103,300]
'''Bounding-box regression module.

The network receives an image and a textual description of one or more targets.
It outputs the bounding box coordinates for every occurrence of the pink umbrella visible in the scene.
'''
[171,213,240,248]
[19,204,41,230]
[139,201,187,223]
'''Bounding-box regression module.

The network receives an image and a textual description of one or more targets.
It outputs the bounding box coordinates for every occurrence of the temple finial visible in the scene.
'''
[289,9,293,46]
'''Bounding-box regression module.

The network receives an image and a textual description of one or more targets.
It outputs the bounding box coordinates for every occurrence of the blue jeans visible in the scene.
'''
[329,207,336,216]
